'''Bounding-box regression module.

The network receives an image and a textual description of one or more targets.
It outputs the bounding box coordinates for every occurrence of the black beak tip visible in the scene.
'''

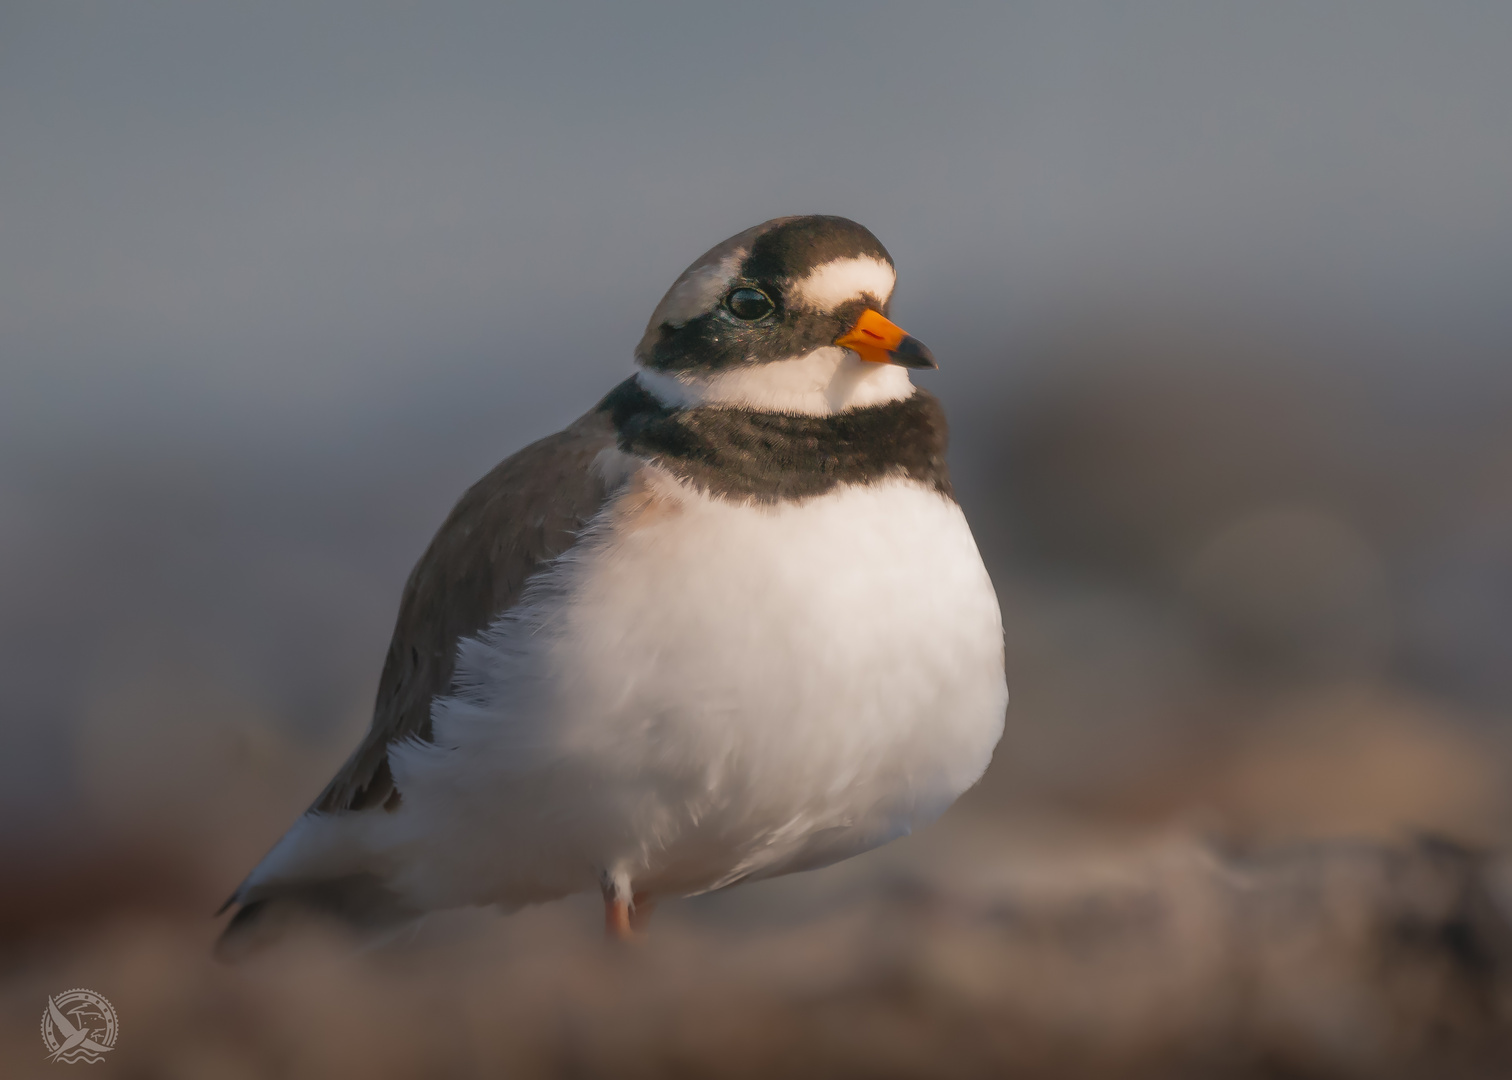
[889,335,938,370]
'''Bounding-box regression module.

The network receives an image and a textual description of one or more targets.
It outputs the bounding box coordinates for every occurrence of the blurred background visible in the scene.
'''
[2,2,1511,1076]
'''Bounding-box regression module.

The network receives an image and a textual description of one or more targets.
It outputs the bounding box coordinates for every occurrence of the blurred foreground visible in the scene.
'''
[3,823,1510,1078]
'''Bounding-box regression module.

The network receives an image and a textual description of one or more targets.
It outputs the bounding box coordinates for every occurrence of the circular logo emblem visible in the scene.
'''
[40,988,118,1064]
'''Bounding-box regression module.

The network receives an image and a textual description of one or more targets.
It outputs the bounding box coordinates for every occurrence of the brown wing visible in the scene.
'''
[314,403,618,813]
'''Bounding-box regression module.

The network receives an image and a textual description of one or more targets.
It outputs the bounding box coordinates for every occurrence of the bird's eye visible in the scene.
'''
[726,287,774,321]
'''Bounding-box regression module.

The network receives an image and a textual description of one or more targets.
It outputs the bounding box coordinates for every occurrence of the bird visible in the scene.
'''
[218,215,1007,952]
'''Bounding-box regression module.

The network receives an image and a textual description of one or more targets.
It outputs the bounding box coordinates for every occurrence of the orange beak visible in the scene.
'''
[834,309,938,369]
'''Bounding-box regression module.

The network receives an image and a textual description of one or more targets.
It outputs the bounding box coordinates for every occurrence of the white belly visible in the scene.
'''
[386,469,1007,908]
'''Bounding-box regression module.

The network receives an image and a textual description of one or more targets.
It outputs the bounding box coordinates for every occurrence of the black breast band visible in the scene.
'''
[597,376,953,503]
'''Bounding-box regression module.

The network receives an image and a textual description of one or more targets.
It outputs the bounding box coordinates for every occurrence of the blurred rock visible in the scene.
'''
[2,833,1507,1078]
[1192,686,1509,846]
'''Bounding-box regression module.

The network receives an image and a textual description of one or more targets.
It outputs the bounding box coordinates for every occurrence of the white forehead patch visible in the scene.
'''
[649,248,746,328]
[790,256,896,312]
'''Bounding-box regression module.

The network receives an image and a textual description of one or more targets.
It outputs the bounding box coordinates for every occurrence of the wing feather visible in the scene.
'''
[313,403,618,813]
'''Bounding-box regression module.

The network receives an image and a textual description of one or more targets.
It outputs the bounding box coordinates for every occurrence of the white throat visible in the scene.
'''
[636,348,916,416]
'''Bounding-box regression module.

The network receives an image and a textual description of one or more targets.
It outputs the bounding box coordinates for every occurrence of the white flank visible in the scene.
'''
[789,256,896,312]
[249,471,1007,912]
[635,349,915,416]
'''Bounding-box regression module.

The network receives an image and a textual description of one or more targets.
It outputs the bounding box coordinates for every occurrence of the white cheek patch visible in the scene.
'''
[637,348,915,416]
[790,256,896,312]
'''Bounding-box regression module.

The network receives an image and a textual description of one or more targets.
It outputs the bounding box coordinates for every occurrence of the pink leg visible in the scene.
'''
[604,895,634,941]
[602,889,655,942]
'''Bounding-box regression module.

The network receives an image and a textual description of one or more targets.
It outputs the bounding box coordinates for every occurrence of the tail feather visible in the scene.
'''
[214,873,416,960]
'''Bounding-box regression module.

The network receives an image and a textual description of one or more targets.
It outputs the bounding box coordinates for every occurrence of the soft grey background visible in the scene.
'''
[3,2,1510,862]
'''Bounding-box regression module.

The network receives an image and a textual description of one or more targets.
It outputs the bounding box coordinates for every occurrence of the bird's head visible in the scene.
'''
[635,216,935,415]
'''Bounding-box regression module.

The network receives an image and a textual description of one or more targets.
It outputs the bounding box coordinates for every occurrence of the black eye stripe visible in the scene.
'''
[726,287,775,321]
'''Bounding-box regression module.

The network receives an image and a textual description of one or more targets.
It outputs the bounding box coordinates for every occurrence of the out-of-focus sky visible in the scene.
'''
[6,2,1511,438]
[2,2,1511,845]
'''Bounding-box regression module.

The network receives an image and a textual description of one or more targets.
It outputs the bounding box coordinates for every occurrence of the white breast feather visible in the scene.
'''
[264,470,1007,912]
